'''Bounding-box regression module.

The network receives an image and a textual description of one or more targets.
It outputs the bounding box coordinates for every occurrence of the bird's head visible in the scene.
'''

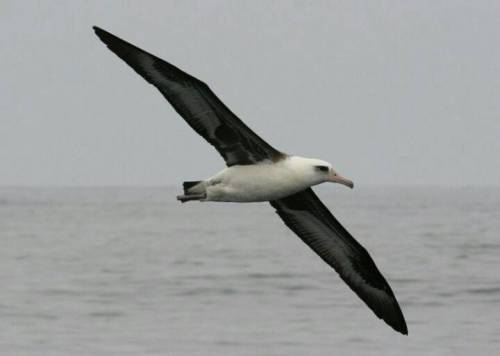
[302,158,354,189]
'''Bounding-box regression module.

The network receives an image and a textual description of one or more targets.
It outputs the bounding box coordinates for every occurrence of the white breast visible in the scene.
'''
[204,156,323,202]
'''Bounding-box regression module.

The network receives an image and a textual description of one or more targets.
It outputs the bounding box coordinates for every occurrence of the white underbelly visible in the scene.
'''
[205,162,312,202]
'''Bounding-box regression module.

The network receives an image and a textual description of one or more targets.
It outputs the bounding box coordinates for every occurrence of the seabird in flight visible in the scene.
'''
[93,26,407,335]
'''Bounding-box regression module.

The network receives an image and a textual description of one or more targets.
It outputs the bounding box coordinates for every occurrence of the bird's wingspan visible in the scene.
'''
[93,26,284,166]
[270,188,408,334]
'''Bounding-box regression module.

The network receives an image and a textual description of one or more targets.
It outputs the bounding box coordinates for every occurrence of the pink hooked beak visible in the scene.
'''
[329,170,354,189]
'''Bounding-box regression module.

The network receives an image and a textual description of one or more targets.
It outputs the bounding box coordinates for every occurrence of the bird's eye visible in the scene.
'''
[315,165,329,172]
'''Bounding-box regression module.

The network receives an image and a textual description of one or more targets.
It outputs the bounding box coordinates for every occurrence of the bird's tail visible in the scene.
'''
[177,181,206,203]
[183,181,203,194]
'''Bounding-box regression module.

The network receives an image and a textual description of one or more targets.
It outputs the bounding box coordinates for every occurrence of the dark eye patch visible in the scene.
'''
[315,165,329,172]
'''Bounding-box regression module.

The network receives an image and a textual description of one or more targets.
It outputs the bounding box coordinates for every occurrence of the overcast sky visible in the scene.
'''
[2,1,500,186]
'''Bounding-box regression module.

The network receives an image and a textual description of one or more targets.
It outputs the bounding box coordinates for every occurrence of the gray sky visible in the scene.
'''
[2,1,500,186]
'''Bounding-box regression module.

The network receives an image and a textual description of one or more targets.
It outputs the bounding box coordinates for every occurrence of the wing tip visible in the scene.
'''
[92,26,115,45]
[390,317,408,335]
[92,25,103,36]
[382,303,408,335]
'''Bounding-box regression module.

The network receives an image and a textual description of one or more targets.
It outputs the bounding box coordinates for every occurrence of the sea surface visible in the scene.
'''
[1,186,499,355]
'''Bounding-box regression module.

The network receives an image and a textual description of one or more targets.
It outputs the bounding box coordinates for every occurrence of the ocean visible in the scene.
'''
[1,186,499,355]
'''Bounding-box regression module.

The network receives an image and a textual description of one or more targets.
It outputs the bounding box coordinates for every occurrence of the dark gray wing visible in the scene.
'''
[93,26,284,166]
[271,188,408,335]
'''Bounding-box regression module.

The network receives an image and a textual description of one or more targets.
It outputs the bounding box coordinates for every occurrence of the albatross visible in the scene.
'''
[93,26,407,335]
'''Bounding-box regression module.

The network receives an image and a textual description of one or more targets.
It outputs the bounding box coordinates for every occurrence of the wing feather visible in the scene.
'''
[271,188,408,334]
[93,26,284,166]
